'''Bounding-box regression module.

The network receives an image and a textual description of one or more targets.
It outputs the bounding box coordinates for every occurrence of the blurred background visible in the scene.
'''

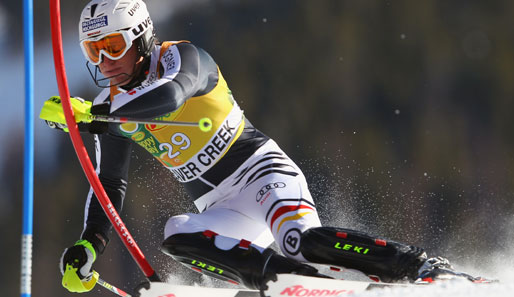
[2,0,514,296]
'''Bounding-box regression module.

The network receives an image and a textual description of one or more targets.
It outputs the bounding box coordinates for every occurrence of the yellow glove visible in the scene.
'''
[62,265,99,293]
[39,96,93,131]
[60,239,98,292]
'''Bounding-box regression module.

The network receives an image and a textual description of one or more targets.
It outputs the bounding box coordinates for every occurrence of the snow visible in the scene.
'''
[330,263,514,297]
[160,256,514,297]
[352,281,514,297]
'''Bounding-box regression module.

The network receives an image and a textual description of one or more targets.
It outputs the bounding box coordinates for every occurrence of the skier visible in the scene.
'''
[41,0,479,292]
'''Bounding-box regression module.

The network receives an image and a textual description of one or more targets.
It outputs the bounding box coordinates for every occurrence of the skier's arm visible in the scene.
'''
[80,127,132,254]
[110,42,219,118]
[59,124,131,291]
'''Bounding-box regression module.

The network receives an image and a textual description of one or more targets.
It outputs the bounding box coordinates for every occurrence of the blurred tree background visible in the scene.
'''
[2,0,514,296]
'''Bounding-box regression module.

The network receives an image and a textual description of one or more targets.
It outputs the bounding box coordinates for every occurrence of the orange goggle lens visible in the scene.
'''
[82,33,129,65]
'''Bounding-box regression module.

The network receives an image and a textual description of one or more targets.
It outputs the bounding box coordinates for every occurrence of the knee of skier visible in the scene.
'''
[275,214,322,261]
[164,213,206,239]
[277,226,310,261]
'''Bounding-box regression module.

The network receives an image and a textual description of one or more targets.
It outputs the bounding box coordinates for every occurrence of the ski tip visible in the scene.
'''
[472,277,499,284]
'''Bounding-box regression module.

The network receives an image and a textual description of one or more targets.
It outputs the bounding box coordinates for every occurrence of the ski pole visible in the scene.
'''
[89,114,213,132]
[96,274,132,297]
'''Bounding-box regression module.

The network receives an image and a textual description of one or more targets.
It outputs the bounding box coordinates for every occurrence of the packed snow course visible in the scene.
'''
[352,281,514,297]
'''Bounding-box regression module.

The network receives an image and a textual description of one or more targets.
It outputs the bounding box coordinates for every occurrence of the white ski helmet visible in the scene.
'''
[79,0,155,62]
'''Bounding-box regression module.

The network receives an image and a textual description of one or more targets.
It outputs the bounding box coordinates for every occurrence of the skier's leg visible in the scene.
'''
[244,177,427,282]
[161,208,324,289]
[241,179,426,281]
[163,208,274,247]
[258,197,427,282]
[222,141,427,282]
[257,178,323,261]
[220,140,323,261]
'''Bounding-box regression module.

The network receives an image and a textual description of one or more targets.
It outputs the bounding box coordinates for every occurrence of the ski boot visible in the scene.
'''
[299,227,427,282]
[415,256,494,283]
[161,230,328,289]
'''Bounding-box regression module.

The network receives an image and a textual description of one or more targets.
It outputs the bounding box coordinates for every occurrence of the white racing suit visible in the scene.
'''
[80,41,426,289]
[164,138,322,260]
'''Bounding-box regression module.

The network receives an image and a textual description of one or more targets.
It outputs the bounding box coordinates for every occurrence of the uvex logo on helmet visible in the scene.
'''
[128,2,140,16]
[131,16,152,36]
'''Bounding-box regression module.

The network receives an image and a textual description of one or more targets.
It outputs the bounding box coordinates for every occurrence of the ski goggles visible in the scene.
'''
[80,31,135,65]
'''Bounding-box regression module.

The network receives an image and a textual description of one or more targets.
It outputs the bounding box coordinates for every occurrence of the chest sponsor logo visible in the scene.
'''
[132,131,145,142]
[144,113,172,132]
[137,136,160,154]
[145,124,167,132]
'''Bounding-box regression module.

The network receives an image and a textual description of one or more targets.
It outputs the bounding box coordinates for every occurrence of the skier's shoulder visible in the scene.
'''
[159,40,205,56]
[160,40,193,50]
[158,40,197,63]
[159,40,216,71]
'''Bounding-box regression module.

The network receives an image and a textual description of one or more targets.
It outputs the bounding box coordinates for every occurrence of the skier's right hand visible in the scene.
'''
[60,239,98,292]
[44,120,70,132]
[40,96,93,132]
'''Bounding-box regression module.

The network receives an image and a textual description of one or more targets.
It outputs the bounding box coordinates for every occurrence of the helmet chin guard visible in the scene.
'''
[86,62,133,88]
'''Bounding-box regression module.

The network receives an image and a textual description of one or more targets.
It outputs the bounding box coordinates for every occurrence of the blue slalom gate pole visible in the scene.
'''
[21,0,34,296]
